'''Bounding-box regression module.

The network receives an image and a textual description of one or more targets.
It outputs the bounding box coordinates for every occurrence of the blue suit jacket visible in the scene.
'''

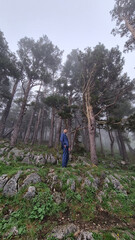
[60,133,69,149]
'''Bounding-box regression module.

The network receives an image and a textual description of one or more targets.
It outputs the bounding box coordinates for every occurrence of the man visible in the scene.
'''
[60,129,70,168]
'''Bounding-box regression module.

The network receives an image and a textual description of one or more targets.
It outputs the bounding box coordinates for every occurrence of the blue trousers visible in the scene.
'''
[62,147,69,167]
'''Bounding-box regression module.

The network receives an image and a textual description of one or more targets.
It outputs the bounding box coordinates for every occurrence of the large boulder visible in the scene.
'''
[34,154,46,165]
[22,173,41,188]
[22,156,33,165]
[8,148,24,160]
[0,174,9,189]
[47,154,57,164]
[23,186,36,199]
[104,175,127,195]
[3,171,22,196]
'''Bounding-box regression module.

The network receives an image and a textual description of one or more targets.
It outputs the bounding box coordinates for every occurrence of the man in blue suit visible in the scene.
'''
[60,129,70,168]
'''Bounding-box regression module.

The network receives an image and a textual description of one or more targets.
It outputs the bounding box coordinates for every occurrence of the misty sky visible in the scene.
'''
[0,0,134,78]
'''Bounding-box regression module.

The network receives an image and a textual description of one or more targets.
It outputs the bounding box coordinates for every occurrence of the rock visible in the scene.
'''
[34,154,46,165]
[78,156,87,162]
[47,154,57,164]
[5,226,18,237]
[97,191,105,203]
[0,156,10,165]
[3,171,22,196]
[0,174,9,189]
[92,177,100,190]
[50,224,78,239]
[131,176,135,181]
[23,186,36,199]
[52,191,62,204]
[8,148,24,160]
[0,147,7,155]
[121,161,126,166]
[83,178,91,187]
[77,176,82,183]
[87,171,94,179]
[77,231,94,240]
[104,175,127,195]
[22,173,41,187]
[22,156,33,165]
[67,179,76,191]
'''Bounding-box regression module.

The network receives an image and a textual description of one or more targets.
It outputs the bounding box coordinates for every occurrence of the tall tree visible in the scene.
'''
[111,0,135,51]
[80,44,133,165]
[10,35,62,146]
[0,31,21,137]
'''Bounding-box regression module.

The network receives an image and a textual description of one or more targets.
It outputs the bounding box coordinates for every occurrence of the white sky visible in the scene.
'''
[0,0,135,78]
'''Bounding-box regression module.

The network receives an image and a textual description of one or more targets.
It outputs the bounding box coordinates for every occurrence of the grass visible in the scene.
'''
[0,142,135,239]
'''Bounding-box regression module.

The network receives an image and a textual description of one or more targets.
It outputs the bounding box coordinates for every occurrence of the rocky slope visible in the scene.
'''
[0,140,135,240]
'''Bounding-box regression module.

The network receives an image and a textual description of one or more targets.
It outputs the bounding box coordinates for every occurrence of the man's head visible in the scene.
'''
[63,129,68,134]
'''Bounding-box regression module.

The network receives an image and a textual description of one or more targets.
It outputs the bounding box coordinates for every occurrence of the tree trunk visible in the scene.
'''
[0,78,19,137]
[87,105,98,165]
[55,117,62,148]
[123,17,135,39]
[38,109,45,145]
[107,127,114,157]
[67,118,72,148]
[24,109,35,144]
[49,108,55,147]
[117,129,129,161]
[10,79,31,146]
[32,108,42,144]
[126,142,135,154]
[115,130,123,156]
[99,127,105,156]
[24,83,42,144]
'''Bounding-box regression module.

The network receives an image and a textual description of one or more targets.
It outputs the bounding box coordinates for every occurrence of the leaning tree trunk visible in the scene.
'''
[87,105,98,165]
[55,117,62,148]
[0,78,19,137]
[123,17,135,39]
[117,129,129,162]
[49,108,55,147]
[10,79,31,146]
[24,83,42,144]
[24,109,35,144]
[32,108,42,145]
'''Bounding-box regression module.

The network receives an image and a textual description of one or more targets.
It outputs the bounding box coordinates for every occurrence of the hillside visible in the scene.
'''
[0,140,135,240]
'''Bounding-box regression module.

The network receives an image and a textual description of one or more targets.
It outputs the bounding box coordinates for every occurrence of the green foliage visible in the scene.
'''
[93,232,103,240]
[66,189,82,202]
[29,190,59,221]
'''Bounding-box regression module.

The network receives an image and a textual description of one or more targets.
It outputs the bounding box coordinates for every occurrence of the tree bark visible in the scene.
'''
[107,127,114,157]
[123,17,135,39]
[24,109,35,144]
[55,116,62,148]
[87,105,98,165]
[38,109,45,145]
[117,129,129,161]
[99,127,105,156]
[10,79,31,146]
[0,78,19,137]
[49,108,55,147]
[32,108,42,144]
